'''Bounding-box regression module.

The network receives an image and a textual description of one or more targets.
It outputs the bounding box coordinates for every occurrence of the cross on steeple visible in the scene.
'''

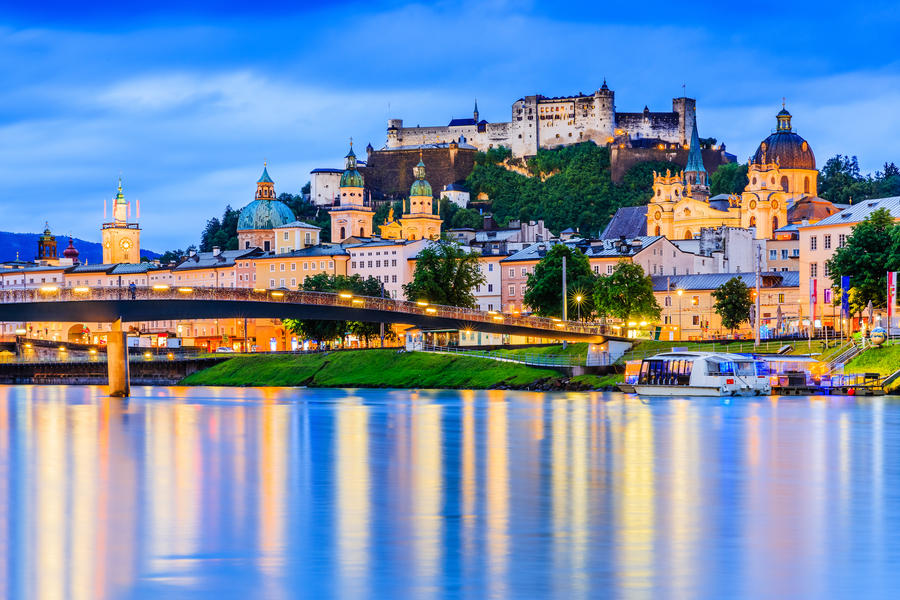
[782,97,786,109]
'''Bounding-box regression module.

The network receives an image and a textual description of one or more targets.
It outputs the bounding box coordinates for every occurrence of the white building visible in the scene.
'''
[309,168,343,206]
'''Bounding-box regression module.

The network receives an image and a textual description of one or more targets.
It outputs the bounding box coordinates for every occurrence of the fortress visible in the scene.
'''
[385,81,696,158]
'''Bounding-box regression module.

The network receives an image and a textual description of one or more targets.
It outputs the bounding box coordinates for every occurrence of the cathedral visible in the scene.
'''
[379,151,443,241]
[644,106,838,241]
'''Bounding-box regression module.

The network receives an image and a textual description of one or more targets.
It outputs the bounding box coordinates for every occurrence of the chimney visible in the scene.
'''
[212,246,221,257]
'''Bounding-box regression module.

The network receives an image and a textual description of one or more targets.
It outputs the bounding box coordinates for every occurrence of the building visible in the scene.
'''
[385,84,697,157]
[330,145,375,243]
[347,239,428,300]
[441,183,470,208]
[798,195,900,330]
[36,223,58,265]
[380,155,443,241]
[766,226,800,271]
[634,106,838,242]
[474,251,505,312]
[309,168,343,206]
[473,217,553,252]
[237,165,296,251]
[671,226,764,274]
[101,179,141,264]
[653,271,802,340]
[171,248,263,289]
[254,244,349,290]
[274,221,321,254]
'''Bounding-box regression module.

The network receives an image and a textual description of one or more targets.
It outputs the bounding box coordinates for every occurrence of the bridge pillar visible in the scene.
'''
[107,318,130,397]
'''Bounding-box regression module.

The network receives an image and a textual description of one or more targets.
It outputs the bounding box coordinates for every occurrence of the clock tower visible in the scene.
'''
[102,178,141,264]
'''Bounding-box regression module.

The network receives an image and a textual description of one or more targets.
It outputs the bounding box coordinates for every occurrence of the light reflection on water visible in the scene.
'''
[1,386,900,598]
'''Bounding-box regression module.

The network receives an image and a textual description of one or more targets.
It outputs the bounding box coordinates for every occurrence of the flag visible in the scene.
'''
[841,275,850,319]
[809,278,817,325]
[889,272,897,333]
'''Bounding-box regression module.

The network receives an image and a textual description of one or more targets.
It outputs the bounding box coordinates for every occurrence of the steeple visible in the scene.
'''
[473,98,479,122]
[255,162,276,200]
[683,114,709,201]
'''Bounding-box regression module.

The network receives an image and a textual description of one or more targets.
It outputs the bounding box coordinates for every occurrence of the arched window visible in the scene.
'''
[683,230,692,240]
[772,216,779,234]
[339,226,346,240]
[804,177,810,194]
[654,225,661,236]
[749,216,756,227]
[359,227,365,237]
[781,176,789,192]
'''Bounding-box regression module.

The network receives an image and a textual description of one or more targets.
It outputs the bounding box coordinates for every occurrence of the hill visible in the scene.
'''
[0,231,160,264]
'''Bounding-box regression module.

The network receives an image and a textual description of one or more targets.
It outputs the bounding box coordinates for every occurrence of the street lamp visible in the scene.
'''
[574,294,583,321]
[677,289,683,341]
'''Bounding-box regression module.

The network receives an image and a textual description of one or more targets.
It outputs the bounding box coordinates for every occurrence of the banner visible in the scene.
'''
[889,272,897,333]
[841,275,850,319]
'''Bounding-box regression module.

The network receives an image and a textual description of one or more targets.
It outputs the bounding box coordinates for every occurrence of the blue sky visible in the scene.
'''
[2,0,899,251]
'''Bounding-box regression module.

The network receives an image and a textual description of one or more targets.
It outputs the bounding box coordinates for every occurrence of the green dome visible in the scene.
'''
[340,169,365,188]
[237,198,295,231]
[410,179,432,197]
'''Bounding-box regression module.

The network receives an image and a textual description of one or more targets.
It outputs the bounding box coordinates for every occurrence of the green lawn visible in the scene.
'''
[180,350,567,389]
[844,343,900,376]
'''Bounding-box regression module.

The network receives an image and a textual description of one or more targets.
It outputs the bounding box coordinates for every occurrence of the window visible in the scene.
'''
[351,261,355,269]
[838,234,846,248]
[692,315,700,325]
[781,249,789,260]
[269,279,275,287]
[304,262,309,271]
[607,265,613,274]
[392,275,397,283]
[778,293,785,303]
[368,261,373,268]
[305,232,311,244]
[664,296,671,307]
[769,249,777,260]
[290,278,296,286]
[376,260,381,268]
[810,263,817,278]
[488,263,493,272]
[691,295,699,306]
[280,278,285,287]
[291,263,296,271]
[329,261,334,269]
[521,267,527,276]
[320,261,326,269]
[280,263,285,272]
[824,263,831,277]
[509,268,515,277]
[810,236,817,251]
[487,284,493,292]
[283,232,289,241]
[269,264,275,272]
[824,235,831,249]
[508,285,515,297]
[593,265,599,273]
[792,248,799,257]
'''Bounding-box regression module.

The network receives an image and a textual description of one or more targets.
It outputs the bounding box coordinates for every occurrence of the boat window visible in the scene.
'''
[735,362,757,376]
[708,360,734,376]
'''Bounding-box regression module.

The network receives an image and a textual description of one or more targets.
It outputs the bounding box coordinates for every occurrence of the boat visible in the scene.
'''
[622,351,771,396]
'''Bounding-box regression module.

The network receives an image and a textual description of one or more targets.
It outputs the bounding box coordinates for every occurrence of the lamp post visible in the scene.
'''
[575,294,583,321]
[677,289,683,341]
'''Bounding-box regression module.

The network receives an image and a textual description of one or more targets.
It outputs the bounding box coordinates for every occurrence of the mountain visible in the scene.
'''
[0,231,160,265]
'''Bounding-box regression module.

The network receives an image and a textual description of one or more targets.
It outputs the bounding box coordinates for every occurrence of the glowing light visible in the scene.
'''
[271,291,284,298]
[639,321,647,327]
[152,284,169,291]
[426,307,437,313]
[628,321,637,327]
[73,287,91,293]
[416,300,429,306]
[339,292,353,299]
[677,289,683,296]
[575,295,583,303]
[167,353,175,360]
[58,346,67,351]
[39,285,58,293]
[143,352,152,360]
[253,288,267,293]
[89,348,97,354]
[15,328,26,335]
[352,299,364,304]
[493,316,503,321]
[178,287,193,293]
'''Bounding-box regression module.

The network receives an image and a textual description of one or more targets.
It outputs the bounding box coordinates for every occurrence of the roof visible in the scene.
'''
[801,195,900,228]
[377,140,478,151]
[786,196,841,224]
[257,165,274,184]
[651,271,800,292]
[684,118,706,173]
[237,198,296,231]
[448,118,476,127]
[752,110,815,170]
[310,168,343,174]
[274,220,321,230]
[255,244,349,259]
[172,249,260,271]
[600,206,647,239]
[444,183,468,192]
[501,236,664,263]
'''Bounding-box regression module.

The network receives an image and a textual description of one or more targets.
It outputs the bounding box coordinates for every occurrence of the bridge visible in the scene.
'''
[0,286,616,396]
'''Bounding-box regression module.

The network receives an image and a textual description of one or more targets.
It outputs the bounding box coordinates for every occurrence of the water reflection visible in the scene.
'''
[2,387,900,598]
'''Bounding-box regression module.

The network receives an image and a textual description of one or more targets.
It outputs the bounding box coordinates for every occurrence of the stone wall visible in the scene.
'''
[610,146,732,183]
[363,146,477,200]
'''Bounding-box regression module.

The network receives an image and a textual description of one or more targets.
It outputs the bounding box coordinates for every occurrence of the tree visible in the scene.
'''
[523,244,595,318]
[711,276,753,334]
[593,261,660,324]
[439,197,482,229]
[709,162,748,196]
[158,246,195,265]
[403,239,485,308]
[283,273,385,346]
[818,155,873,204]
[826,208,900,310]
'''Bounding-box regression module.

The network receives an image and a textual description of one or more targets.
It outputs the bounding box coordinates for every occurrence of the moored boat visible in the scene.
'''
[622,351,770,396]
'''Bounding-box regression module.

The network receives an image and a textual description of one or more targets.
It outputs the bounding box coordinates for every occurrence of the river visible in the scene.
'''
[1,385,899,598]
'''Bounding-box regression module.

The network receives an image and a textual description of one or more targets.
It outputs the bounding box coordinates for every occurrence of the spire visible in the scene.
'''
[684,117,706,174]
[116,177,126,204]
[257,162,274,184]
[474,98,479,122]
[344,140,357,169]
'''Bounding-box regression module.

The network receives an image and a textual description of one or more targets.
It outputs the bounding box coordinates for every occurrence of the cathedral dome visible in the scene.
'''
[237,198,295,231]
[751,107,815,170]
[63,238,79,260]
[340,145,365,188]
[410,158,432,197]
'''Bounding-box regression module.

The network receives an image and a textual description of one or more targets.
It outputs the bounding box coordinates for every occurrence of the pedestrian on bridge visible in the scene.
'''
[129,282,137,300]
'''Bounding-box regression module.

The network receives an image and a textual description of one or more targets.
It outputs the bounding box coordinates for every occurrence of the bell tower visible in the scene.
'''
[330,142,374,243]
[683,115,709,203]
[102,178,141,264]
[400,152,443,240]
[648,169,683,238]
[36,222,58,265]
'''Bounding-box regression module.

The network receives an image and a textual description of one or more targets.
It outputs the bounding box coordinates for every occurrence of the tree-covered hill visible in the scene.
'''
[464,143,681,236]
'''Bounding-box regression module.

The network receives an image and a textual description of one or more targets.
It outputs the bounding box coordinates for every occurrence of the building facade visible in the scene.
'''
[101,180,141,264]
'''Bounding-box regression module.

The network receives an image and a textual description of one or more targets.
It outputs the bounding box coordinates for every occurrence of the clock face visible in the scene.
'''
[121,239,132,250]
[771,200,779,209]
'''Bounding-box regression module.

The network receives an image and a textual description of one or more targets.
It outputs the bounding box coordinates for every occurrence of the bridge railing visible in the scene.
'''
[0,286,611,337]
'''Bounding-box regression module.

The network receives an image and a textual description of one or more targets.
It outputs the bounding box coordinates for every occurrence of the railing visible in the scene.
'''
[0,286,609,338]
[418,344,611,367]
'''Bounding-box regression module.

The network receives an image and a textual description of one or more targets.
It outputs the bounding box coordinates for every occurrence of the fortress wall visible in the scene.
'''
[610,147,732,183]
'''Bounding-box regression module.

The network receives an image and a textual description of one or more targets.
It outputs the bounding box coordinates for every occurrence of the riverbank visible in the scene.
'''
[179,350,623,390]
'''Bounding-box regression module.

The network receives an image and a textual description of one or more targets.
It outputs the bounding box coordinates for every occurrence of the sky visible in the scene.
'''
[1,0,899,251]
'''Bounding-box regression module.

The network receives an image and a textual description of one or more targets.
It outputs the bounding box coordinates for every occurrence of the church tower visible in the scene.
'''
[36,222,58,265]
[330,143,374,243]
[473,99,479,122]
[400,153,443,240]
[683,116,709,203]
[648,169,683,238]
[102,178,141,264]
